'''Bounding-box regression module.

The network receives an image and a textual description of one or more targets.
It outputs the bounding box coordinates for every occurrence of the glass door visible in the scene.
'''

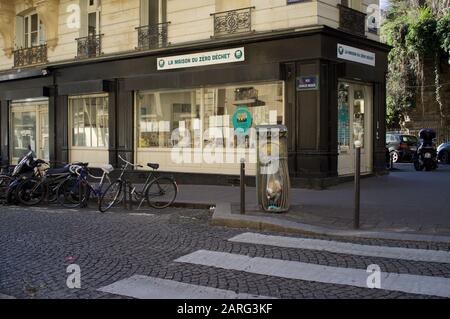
[338,82,373,175]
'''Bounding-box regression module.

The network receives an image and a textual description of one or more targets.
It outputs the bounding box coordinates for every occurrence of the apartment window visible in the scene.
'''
[16,12,45,48]
[69,95,109,148]
[140,0,167,26]
[341,0,361,11]
[80,0,101,37]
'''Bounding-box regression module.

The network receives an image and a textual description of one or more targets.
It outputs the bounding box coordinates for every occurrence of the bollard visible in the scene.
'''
[123,182,128,210]
[240,158,245,215]
[390,154,394,170]
[354,141,361,229]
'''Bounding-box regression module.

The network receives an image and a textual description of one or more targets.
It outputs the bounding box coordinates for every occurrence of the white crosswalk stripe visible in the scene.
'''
[98,275,274,299]
[97,232,450,299]
[229,232,450,263]
[175,250,450,298]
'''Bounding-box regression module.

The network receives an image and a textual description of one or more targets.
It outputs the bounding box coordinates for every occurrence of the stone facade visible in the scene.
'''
[403,58,450,143]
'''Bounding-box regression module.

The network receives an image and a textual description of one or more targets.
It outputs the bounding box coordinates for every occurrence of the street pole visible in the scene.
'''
[240,158,245,215]
[354,141,361,229]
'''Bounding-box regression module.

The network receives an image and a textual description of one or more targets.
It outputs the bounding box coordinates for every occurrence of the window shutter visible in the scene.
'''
[140,0,149,26]
[15,16,24,49]
[79,0,88,37]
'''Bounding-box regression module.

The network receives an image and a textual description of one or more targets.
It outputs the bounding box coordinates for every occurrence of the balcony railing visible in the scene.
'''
[338,4,366,37]
[76,34,102,59]
[211,7,255,38]
[136,22,170,50]
[13,44,48,68]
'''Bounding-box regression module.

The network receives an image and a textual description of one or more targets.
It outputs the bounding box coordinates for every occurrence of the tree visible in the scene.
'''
[382,0,450,129]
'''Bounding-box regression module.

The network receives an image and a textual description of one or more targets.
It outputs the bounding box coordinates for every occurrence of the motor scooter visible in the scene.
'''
[413,129,438,171]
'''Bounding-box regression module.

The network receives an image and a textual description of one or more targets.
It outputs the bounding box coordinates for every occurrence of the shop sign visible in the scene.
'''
[296,75,319,91]
[157,47,245,70]
[232,105,253,134]
[337,44,376,67]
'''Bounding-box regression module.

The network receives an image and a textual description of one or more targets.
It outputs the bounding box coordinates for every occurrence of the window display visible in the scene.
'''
[136,82,284,151]
[69,95,109,148]
[10,101,49,162]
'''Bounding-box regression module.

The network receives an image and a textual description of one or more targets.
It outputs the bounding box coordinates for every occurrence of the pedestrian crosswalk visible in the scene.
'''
[99,275,274,299]
[98,232,450,299]
[229,232,450,263]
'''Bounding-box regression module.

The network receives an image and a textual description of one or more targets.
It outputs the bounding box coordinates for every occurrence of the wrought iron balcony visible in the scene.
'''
[76,34,102,59]
[211,7,255,38]
[13,44,48,68]
[136,22,170,50]
[338,4,366,37]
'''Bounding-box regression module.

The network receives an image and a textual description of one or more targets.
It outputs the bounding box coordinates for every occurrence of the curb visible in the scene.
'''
[0,293,15,299]
[211,203,450,244]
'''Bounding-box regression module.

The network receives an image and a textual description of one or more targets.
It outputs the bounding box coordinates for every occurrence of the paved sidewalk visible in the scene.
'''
[176,163,450,236]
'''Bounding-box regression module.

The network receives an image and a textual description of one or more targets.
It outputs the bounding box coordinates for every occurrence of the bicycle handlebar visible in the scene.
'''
[118,155,143,168]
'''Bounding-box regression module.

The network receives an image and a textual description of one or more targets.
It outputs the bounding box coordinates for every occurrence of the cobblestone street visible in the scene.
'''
[1,205,449,299]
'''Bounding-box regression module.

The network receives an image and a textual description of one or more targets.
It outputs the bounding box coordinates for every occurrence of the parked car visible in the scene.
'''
[386,133,419,163]
[437,142,450,164]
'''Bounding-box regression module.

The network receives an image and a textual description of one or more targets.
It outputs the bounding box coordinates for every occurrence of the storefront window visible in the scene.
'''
[338,83,350,153]
[11,111,36,159]
[10,101,49,162]
[136,82,284,150]
[137,90,200,148]
[353,89,365,148]
[69,95,109,148]
[203,83,284,148]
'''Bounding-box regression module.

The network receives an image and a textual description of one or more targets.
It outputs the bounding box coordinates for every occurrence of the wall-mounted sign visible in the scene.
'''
[296,75,319,91]
[232,105,253,134]
[157,47,245,70]
[337,44,376,67]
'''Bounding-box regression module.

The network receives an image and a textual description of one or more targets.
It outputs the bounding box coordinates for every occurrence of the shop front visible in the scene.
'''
[0,26,390,188]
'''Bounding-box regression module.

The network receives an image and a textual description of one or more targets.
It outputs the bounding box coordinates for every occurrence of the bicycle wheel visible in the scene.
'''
[146,177,177,209]
[98,180,123,213]
[17,178,45,206]
[57,177,88,208]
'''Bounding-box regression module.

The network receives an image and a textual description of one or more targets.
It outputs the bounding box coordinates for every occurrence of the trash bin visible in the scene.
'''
[256,125,290,213]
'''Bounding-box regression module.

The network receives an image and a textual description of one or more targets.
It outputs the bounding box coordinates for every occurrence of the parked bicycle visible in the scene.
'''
[57,163,114,208]
[98,155,177,213]
[16,162,77,206]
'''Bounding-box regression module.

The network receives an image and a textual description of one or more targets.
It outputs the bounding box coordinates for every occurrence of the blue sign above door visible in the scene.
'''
[296,75,319,91]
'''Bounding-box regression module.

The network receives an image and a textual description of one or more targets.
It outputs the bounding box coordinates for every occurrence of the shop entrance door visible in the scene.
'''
[10,100,49,164]
[337,82,373,176]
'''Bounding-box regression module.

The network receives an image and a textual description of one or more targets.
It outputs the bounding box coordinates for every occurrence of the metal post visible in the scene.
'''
[354,143,361,229]
[240,158,245,215]
[122,182,128,210]
[390,153,394,170]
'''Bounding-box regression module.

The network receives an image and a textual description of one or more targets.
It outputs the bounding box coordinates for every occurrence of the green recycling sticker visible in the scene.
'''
[232,105,253,134]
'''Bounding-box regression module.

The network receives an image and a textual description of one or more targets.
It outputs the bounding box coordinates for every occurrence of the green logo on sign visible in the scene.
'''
[338,46,344,55]
[232,105,252,134]
[159,59,165,68]
[234,49,243,59]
